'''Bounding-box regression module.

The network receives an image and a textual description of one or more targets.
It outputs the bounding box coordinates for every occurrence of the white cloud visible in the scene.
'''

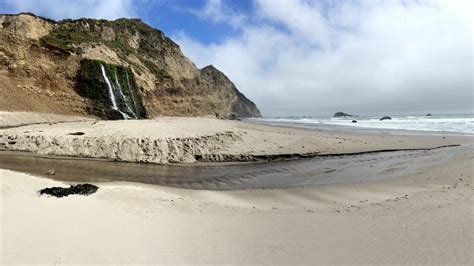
[187,0,246,28]
[3,0,136,20]
[256,0,330,47]
[175,0,473,116]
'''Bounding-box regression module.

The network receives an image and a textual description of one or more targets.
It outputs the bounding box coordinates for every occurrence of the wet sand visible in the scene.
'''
[0,144,469,189]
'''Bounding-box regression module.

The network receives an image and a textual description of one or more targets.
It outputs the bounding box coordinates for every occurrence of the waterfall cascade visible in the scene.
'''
[100,64,117,108]
[99,63,145,119]
[114,70,136,118]
[100,64,129,119]
[77,59,146,120]
[126,70,139,113]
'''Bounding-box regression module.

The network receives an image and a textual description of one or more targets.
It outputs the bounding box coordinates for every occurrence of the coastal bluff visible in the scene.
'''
[0,13,261,119]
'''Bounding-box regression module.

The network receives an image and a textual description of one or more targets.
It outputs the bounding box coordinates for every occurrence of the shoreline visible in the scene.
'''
[245,118,474,137]
[245,113,474,136]
[1,112,472,164]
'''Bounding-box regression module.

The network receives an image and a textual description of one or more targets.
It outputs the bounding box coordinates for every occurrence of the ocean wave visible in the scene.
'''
[251,115,474,134]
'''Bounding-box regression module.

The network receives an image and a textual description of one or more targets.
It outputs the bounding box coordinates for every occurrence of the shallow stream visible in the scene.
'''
[0,144,470,190]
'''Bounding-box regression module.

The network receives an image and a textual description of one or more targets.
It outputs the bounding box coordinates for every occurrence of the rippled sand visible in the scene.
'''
[1,154,472,264]
[0,144,469,189]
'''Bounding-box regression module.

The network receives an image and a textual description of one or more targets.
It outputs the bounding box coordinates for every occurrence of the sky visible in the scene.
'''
[1,0,472,116]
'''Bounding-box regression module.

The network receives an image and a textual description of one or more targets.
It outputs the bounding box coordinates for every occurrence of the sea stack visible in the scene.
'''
[334,112,354,117]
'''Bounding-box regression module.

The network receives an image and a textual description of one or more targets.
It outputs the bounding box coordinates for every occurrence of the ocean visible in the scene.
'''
[248,114,474,135]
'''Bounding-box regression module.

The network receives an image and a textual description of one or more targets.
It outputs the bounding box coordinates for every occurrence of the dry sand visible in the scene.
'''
[0,113,471,164]
[1,154,472,264]
[0,111,94,128]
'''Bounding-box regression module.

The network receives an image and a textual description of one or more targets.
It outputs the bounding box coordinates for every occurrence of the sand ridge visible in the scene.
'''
[0,113,472,164]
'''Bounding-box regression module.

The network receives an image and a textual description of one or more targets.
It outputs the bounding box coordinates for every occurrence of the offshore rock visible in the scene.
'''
[334,112,354,117]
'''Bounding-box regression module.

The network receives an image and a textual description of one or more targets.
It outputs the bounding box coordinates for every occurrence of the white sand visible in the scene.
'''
[1,154,472,264]
[1,114,471,164]
[0,111,94,128]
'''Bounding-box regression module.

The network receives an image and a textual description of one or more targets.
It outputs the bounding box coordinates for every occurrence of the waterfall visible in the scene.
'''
[114,70,136,118]
[100,64,129,119]
[101,64,117,108]
[125,70,139,113]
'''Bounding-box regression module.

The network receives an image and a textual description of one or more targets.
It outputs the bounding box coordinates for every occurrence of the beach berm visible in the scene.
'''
[0,112,470,164]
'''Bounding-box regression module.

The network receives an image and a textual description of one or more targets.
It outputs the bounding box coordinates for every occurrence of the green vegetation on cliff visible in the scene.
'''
[19,14,262,118]
[41,17,173,80]
[41,20,134,54]
[141,59,171,79]
[40,17,175,57]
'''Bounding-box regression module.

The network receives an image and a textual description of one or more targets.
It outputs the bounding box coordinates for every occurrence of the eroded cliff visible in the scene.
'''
[0,13,261,119]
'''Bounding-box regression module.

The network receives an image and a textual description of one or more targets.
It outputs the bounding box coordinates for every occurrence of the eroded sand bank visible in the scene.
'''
[0,113,471,164]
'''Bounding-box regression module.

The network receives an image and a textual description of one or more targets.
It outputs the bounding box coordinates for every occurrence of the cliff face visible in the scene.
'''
[0,13,261,119]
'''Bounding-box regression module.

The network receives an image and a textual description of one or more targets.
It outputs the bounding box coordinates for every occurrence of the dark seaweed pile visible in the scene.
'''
[39,184,98,198]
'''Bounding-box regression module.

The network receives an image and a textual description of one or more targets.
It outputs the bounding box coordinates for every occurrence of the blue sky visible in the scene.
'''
[0,0,252,44]
[135,0,253,45]
[1,0,472,116]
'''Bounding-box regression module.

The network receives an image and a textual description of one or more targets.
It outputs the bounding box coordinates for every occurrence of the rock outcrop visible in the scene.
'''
[0,13,261,119]
[334,112,354,117]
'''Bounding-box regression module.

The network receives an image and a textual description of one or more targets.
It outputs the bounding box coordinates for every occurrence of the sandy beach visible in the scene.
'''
[1,3,472,264]
[1,153,472,264]
[0,112,471,164]
[1,112,473,264]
